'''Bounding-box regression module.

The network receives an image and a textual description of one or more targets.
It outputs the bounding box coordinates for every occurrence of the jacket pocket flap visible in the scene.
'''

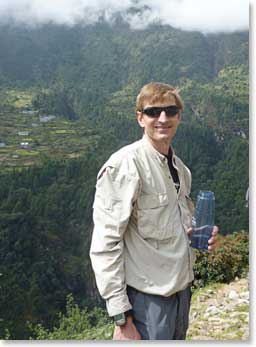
[137,193,169,209]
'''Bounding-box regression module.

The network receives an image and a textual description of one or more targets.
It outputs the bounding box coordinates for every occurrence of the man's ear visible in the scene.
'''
[136,111,145,129]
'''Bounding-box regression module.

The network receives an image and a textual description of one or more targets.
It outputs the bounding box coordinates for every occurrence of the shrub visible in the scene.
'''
[192,230,249,289]
[28,294,114,340]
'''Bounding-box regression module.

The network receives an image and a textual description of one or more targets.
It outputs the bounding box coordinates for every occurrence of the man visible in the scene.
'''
[90,82,218,340]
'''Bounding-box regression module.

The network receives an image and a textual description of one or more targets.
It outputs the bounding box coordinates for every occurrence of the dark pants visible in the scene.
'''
[127,285,192,340]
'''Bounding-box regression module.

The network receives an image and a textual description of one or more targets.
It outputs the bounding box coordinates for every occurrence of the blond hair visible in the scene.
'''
[136,82,184,112]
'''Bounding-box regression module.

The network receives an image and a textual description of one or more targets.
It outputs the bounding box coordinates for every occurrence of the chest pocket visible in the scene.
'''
[137,193,173,240]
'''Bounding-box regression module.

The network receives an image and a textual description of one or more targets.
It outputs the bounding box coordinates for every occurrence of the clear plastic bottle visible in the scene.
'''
[191,190,215,250]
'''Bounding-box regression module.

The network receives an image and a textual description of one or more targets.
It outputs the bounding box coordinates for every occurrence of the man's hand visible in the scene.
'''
[207,225,219,252]
[187,225,219,252]
[113,316,141,340]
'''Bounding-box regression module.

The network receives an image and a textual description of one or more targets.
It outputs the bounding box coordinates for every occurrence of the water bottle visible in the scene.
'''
[191,190,215,250]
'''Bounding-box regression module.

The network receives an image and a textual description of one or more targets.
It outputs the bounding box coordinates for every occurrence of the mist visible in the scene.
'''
[0,0,249,33]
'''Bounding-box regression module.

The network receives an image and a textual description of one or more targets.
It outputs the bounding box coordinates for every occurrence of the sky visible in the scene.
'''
[0,0,249,33]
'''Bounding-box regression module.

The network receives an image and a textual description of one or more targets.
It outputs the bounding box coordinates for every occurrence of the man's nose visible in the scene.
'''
[158,111,168,122]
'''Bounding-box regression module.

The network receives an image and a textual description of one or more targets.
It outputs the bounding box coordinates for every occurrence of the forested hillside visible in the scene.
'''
[0,20,249,339]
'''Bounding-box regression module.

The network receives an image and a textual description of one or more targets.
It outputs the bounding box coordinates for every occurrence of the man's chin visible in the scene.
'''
[156,134,173,141]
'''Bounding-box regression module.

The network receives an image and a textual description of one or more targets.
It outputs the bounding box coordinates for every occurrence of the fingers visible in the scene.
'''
[209,226,219,242]
[208,225,219,252]
[187,227,192,237]
[208,235,217,244]
[208,244,215,252]
[212,225,219,236]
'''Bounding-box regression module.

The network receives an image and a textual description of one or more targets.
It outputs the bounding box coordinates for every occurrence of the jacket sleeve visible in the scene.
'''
[89,164,140,316]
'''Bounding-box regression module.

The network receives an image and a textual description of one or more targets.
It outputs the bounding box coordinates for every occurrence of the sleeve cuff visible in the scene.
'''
[106,293,132,317]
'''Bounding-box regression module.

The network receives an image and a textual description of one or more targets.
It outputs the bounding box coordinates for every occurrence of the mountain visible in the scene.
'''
[0,21,249,339]
[0,21,248,226]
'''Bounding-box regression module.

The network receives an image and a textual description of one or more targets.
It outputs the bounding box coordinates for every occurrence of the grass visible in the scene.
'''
[20,138,33,142]
[13,150,39,157]
[55,129,76,134]
[191,282,223,302]
[6,89,34,108]
[236,305,249,313]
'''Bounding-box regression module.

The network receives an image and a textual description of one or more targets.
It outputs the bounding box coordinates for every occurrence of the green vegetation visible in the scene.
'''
[5,230,247,340]
[0,135,119,339]
[27,294,113,340]
[192,231,249,289]
[0,21,248,339]
[0,90,99,169]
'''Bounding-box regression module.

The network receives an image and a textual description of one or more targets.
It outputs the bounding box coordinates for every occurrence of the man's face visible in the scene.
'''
[136,97,181,147]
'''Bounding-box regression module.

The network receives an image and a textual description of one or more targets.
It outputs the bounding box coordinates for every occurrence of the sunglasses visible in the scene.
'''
[142,105,180,118]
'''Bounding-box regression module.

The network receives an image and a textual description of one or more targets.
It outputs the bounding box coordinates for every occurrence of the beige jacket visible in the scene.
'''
[90,136,195,317]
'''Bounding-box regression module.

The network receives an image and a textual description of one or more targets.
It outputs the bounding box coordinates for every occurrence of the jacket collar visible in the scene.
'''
[141,135,177,167]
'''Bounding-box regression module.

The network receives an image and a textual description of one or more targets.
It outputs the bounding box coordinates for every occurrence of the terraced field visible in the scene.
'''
[0,89,99,171]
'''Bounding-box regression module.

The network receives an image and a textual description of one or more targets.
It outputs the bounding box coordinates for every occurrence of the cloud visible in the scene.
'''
[0,0,249,33]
